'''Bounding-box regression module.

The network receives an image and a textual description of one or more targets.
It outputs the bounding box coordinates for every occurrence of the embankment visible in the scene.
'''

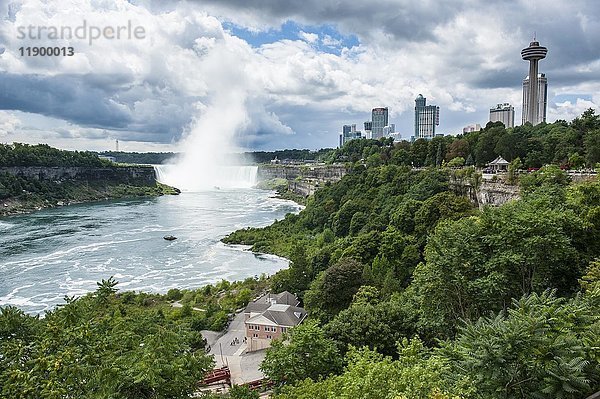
[257,164,348,196]
[0,165,177,216]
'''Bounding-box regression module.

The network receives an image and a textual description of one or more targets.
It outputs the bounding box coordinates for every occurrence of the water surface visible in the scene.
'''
[0,189,300,314]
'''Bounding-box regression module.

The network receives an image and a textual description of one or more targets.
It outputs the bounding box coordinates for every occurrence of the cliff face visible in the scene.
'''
[0,166,156,185]
[0,165,174,216]
[257,164,523,207]
[257,164,348,196]
[449,177,520,209]
[258,164,348,182]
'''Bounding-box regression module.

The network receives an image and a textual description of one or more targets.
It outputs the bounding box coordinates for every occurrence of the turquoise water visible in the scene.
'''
[0,189,300,314]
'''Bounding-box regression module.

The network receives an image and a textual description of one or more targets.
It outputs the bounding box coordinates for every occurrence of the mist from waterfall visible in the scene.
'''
[154,41,257,192]
[154,164,258,190]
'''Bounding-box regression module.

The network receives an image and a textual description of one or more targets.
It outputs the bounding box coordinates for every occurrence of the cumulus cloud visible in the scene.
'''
[298,31,318,43]
[549,98,599,122]
[0,111,22,137]
[0,0,598,150]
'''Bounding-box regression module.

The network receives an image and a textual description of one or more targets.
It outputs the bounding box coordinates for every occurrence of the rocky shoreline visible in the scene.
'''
[0,181,179,217]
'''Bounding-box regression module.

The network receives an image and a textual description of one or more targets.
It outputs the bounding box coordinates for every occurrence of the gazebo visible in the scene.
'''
[487,156,509,172]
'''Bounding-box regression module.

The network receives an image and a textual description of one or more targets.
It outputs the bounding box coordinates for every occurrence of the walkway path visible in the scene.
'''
[202,310,266,384]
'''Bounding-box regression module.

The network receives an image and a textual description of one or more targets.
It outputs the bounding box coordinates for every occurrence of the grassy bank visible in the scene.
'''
[254,177,308,205]
[0,174,179,216]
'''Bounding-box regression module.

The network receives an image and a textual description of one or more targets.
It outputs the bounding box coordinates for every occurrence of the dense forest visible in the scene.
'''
[97,151,178,165]
[0,143,112,167]
[223,110,600,398]
[0,277,270,398]
[0,144,177,214]
[95,149,333,165]
[244,149,334,164]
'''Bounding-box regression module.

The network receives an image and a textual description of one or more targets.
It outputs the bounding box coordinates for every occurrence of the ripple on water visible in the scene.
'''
[0,221,15,231]
[0,190,296,314]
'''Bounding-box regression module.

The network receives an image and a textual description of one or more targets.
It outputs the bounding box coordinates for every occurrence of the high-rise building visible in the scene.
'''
[383,123,395,137]
[371,107,389,139]
[414,94,439,139]
[521,39,548,125]
[339,123,362,146]
[490,103,515,128]
[522,73,548,125]
[463,124,482,134]
[363,121,372,139]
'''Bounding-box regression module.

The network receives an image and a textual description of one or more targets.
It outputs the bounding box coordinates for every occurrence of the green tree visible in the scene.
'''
[0,281,213,399]
[229,385,260,399]
[260,321,342,386]
[584,129,600,166]
[271,243,312,297]
[275,343,472,399]
[303,258,364,322]
[324,295,416,356]
[442,291,600,399]
[446,156,465,167]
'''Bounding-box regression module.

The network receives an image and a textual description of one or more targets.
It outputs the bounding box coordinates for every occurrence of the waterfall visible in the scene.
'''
[154,164,258,191]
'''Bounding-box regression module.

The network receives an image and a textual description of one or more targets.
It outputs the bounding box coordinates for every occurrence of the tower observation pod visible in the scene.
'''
[521,40,548,125]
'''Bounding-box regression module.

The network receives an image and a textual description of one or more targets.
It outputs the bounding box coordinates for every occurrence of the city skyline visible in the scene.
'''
[0,1,599,152]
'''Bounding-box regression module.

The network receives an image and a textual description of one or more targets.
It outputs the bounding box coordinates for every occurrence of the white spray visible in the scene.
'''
[155,39,258,191]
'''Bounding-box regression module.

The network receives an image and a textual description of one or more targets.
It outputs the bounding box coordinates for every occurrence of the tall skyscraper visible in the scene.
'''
[414,94,439,139]
[463,124,481,134]
[383,123,395,137]
[522,73,548,125]
[339,123,362,146]
[363,121,372,139]
[521,39,548,125]
[490,103,515,128]
[371,107,389,139]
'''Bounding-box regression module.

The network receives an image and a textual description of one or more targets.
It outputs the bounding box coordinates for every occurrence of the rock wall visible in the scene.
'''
[258,164,348,196]
[450,177,520,208]
[257,164,348,182]
[0,166,157,185]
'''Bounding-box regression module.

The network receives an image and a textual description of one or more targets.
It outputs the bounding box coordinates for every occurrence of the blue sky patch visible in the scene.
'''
[553,94,593,103]
[223,20,359,55]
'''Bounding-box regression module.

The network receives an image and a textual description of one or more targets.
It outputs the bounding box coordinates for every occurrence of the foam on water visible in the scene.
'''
[0,221,14,231]
[154,164,258,191]
[0,189,301,314]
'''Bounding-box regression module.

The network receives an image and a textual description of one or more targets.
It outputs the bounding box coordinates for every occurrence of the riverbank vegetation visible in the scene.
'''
[0,143,179,216]
[0,275,272,398]
[0,143,112,167]
[0,172,178,216]
[225,111,600,398]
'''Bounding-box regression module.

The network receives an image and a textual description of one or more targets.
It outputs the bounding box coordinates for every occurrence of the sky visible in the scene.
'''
[0,0,599,152]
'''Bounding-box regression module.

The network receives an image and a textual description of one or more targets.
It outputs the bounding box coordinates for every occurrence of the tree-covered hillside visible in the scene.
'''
[0,143,111,167]
[0,276,271,399]
[224,112,600,398]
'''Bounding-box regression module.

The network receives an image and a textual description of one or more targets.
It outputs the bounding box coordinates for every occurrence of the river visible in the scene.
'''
[0,185,300,315]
